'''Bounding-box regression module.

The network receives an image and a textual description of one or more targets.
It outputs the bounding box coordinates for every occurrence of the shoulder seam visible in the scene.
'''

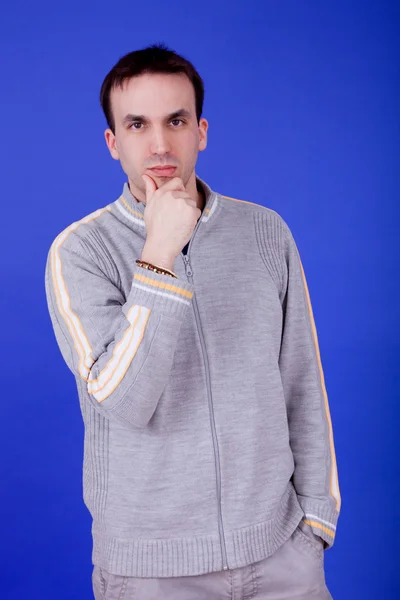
[50,205,111,251]
[219,194,283,219]
[253,210,287,300]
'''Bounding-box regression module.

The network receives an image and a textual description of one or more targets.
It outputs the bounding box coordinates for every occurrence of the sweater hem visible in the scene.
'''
[91,481,304,577]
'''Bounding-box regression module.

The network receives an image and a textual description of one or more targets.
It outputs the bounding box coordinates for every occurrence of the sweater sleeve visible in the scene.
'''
[278,223,341,549]
[44,231,194,431]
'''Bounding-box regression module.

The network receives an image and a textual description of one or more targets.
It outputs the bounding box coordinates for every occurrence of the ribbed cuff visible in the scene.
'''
[297,497,340,549]
[124,265,195,320]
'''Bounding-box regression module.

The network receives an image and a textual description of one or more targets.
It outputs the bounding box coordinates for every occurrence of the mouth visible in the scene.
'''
[148,166,177,177]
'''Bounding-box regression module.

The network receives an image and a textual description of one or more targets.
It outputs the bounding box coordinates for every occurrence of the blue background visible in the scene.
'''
[1,1,398,598]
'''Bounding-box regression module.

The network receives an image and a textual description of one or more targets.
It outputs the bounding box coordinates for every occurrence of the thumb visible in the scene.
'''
[141,174,157,201]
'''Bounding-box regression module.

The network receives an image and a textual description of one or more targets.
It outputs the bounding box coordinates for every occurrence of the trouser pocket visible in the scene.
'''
[293,519,324,561]
[92,564,131,600]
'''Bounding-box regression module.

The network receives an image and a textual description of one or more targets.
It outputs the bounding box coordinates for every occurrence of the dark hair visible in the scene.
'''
[100,43,204,134]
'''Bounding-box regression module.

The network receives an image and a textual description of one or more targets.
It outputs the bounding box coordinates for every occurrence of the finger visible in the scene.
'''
[156,176,186,193]
[169,190,192,200]
[142,174,157,200]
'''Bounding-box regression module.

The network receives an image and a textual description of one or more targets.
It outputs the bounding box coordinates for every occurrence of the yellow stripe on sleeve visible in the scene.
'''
[50,207,151,402]
[296,249,341,512]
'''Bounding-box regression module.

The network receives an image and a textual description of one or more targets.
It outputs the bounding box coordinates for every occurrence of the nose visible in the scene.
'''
[149,125,171,156]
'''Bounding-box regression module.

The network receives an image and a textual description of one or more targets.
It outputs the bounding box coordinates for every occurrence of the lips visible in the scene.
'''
[149,166,177,176]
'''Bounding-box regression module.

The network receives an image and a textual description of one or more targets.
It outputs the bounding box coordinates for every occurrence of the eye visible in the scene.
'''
[130,122,143,130]
[171,119,184,127]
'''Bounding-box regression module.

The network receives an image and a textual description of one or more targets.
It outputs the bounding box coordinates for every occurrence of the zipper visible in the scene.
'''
[181,250,229,571]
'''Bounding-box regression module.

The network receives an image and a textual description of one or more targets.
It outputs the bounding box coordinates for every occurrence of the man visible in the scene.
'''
[45,43,341,599]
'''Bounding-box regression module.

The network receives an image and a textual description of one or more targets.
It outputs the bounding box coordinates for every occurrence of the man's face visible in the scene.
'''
[104,73,208,201]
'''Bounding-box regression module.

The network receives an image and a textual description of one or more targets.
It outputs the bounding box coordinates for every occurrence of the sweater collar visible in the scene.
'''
[112,174,220,231]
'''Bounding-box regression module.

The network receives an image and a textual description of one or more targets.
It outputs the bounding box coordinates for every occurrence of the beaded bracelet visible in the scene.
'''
[135,259,178,279]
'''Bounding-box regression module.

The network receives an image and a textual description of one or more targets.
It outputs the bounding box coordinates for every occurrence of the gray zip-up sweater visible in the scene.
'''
[44,175,341,578]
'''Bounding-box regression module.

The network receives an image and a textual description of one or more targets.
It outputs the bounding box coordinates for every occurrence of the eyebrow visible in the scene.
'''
[122,108,192,125]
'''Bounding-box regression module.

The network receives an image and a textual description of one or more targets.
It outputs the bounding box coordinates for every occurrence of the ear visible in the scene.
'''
[198,118,208,152]
[104,129,119,160]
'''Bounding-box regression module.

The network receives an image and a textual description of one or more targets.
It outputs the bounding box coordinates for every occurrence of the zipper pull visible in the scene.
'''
[183,254,193,277]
